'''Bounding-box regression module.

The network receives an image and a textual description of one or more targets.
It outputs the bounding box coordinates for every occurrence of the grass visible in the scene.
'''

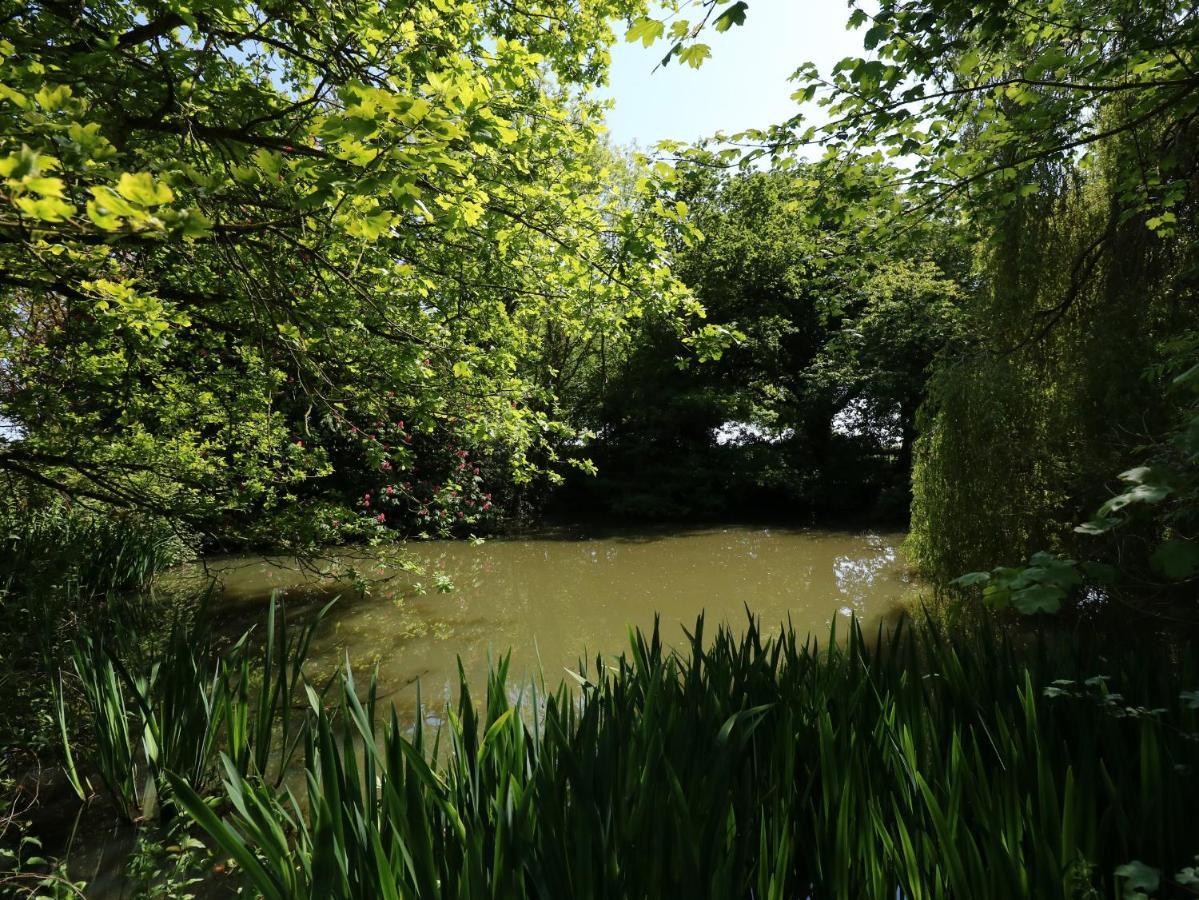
[165,613,1199,899]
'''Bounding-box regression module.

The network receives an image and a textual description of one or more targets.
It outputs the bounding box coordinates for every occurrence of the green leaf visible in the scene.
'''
[1075,517,1116,535]
[714,2,748,32]
[166,773,286,900]
[1150,539,1199,580]
[174,208,213,240]
[116,172,174,206]
[15,195,74,222]
[1119,466,1156,484]
[1010,583,1064,614]
[950,571,990,588]
[1099,481,1172,516]
[677,44,712,69]
[1115,860,1160,898]
[25,176,65,197]
[626,18,664,47]
[347,209,395,240]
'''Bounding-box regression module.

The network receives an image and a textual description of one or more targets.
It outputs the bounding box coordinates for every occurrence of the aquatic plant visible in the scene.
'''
[0,500,194,769]
[0,501,189,608]
[173,616,1199,899]
[56,594,331,823]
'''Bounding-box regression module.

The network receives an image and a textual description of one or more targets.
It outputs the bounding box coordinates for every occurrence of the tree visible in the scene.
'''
[628,0,1199,586]
[0,0,693,542]
[563,163,962,520]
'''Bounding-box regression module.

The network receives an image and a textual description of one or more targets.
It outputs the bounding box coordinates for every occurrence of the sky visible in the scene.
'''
[600,0,867,150]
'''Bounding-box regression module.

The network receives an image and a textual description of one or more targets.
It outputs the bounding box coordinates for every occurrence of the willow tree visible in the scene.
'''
[805,0,1199,584]
[0,0,695,541]
[634,0,1199,587]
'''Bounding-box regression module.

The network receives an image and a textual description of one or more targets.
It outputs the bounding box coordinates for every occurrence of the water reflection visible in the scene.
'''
[206,526,909,726]
[833,534,901,619]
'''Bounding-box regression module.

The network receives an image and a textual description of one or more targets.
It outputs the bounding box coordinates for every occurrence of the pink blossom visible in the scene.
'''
[376,513,385,523]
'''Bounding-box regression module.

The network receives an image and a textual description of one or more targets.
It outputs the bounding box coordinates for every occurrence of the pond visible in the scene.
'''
[57,526,911,896]
[208,525,913,724]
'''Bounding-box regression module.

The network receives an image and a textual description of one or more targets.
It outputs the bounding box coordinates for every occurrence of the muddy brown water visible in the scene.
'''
[207,525,913,725]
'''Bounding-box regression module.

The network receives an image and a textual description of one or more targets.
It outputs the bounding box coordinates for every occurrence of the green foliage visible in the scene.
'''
[0,834,86,898]
[563,165,964,520]
[55,593,328,823]
[649,0,1197,591]
[175,615,1199,899]
[1073,346,1199,588]
[0,499,189,605]
[1115,861,1160,900]
[0,0,694,540]
[952,551,1084,614]
[667,0,1197,224]
[624,0,750,68]
[942,335,1199,614]
[906,135,1195,586]
[118,821,208,900]
[0,497,190,757]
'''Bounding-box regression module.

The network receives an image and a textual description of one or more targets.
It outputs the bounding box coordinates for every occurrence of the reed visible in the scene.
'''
[1,502,194,771]
[171,615,1199,899]
[0,502,188,607]
[56,593,332,823]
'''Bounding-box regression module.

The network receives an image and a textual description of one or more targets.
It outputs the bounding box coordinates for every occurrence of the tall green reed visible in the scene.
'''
[172,615,1199,899]
[56,593,332,823]
[1,501,193,754]
[0,502,188,608]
